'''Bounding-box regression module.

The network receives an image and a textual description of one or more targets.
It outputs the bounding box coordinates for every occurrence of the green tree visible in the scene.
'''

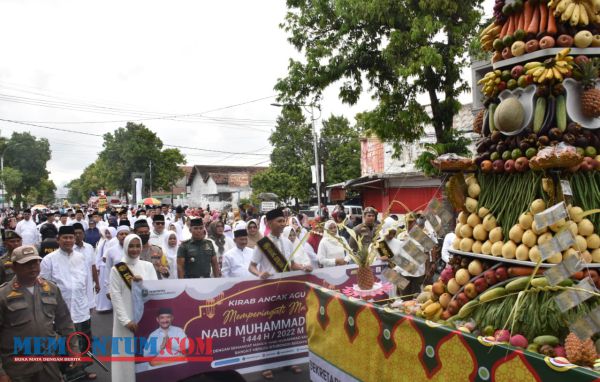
[275,0,483,155]
[0,167,22,205]
[98,122,185,199]
[251,168,297,204]
[3,132,51,206]
[268,107,314,204]
[320,115,361,185]
[67,160,111,202]
[26,178,56,205]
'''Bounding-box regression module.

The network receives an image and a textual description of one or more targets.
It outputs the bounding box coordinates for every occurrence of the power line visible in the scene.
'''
[0,118,271,156]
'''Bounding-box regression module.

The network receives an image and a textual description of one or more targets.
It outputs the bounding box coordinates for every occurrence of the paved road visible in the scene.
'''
[87,310,309,382]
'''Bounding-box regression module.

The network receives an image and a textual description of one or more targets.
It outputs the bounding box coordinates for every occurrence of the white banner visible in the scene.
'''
[309,351,361,382]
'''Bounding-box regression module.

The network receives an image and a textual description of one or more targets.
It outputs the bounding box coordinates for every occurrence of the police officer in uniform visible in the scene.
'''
[349,207,379,253]
[177,219,221,278]
[0,246,77,382]
[0,231,23,285]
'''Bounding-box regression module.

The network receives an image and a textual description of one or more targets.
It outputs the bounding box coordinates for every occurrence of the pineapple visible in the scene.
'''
[576,60,600,118]
[355,245,376,290]
[473,109,484,135]
[565,332,597,367]
[335,225,378,290]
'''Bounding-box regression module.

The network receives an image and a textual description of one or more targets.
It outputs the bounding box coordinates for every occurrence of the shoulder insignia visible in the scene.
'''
[7,290,23,298]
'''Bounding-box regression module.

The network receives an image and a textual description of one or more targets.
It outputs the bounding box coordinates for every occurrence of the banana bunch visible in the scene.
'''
[550,0,600,26]
[525,48,574,83]
[479,22,501,52]
[477,70,502,97]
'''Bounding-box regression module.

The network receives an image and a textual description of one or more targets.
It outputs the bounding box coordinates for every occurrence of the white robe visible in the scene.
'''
[95,239,112,311]
[110,258,157,382]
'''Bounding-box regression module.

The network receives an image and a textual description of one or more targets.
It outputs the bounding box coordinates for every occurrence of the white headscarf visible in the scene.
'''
[116,225,130,234]
[104,227,117,240]
[282,226,296,242]
[259,216,268,235]
[123,234,142,266]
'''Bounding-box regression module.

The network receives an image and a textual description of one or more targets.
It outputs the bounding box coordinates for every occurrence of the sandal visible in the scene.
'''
[86,372,97,380]
[289,365,302,374]
[261,370,274,380]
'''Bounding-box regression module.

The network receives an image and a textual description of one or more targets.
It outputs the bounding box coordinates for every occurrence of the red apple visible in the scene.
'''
[497,81,507,91]
[504,159,516,173]
[484,269,497,285]
[456,292,469,307]
[574,55,591,66]
[539,36,556,49]
[515,157,529,172]
[492,159,505,173]
[502,46,514,60]
[525,39,539,53]
[495,267,508,282]
[474,278,489,293]
[556,34,573,47]
[525,74,534,84]
[511,65,524,79]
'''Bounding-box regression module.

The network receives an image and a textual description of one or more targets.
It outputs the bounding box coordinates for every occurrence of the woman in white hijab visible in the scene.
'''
[163,231,179,279]
[288,216,308,241]
[283,226,317,270]
[110,234,158,382]
[95,227,116,312]
[317,220,351,267]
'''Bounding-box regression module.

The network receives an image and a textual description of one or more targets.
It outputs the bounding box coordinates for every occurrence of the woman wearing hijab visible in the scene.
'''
[95,227,116,312]
[208,220,235,265]
[288,216,308,241]
[317,220,351,267]
[164,231,179,279]
[246,219,262,249]
[282,226,315,271]
[110,234,157,382]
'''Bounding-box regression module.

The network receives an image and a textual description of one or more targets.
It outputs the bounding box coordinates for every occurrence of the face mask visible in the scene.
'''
[139,234,150,245]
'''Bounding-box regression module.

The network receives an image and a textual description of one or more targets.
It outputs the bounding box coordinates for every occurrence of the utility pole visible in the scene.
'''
[310,105,322,213]
[149,160,153,197]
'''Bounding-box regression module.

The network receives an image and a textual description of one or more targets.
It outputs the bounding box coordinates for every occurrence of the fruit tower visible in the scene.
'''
[399,0,600,369]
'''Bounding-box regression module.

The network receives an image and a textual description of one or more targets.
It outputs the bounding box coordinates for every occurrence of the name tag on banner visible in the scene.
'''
[408,227,436,252]
[534,202,568,231]
[402,239,428,264]
[561,180,573,196]
[545,255,584,286]
[539,239,561,261]
[554,229,576,252]
[391,254,418,274]
[554,277,595,312]
[382,267,410,290]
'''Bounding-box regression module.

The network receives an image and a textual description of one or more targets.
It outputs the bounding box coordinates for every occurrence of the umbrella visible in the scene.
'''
[31,204,47,210]
[142,197,161,206]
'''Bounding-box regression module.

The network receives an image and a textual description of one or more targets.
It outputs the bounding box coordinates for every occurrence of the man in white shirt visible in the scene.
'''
[248,208,303,279]
[149,214,168,249]
[15,208,39,246]
[91,211,108,233]
[72,210,88,230]
[56,213,69,229]
[143,307,189,360]
[40,225,96,380]
[73,223,100,302]
[222,227,254,278]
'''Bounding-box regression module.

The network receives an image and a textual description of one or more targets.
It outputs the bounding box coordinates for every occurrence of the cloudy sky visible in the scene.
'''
[0,0,492,194]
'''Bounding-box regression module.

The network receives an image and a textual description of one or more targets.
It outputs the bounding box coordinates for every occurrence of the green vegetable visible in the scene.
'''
[533,335,559,346]
[533,97,546,133]
[556,94,567,132]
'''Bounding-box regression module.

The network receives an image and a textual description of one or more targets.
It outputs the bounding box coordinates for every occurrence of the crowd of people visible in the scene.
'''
[0,202,445,382]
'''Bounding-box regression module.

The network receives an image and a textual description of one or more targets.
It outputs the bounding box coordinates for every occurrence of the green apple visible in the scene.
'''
[574,30,593,48]
[511,41,526,56]
[517,75,528,88]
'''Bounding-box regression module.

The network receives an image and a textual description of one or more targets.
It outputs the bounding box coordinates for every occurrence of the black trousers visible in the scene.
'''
[74,318,92,369]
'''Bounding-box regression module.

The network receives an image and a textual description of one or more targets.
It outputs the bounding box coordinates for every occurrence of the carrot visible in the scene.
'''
[523,0,534,31]
[539,2,548,35]
[500,19,510,38]
[527,5,540,35]
[507,267,544,277]
[546,8,557,35]
[507,14,516,36]
[517,11,524,31]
